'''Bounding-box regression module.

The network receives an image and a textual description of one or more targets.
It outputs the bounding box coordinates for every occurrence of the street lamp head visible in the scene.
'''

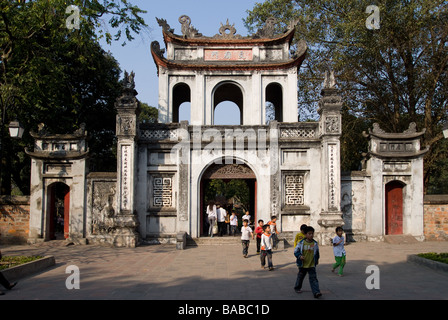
[8,120,24,139]
[443,123,448,139]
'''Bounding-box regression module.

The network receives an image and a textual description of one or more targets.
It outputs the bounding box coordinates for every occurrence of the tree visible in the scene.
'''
[0,0,147,194]
[204,179,250,211]
[139,102,159,124]
[245,0,448,192]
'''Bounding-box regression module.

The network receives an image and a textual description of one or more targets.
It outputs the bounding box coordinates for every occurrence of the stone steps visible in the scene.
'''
[187,233,293,248]
[384,234,418,244]
[187,236,245,246]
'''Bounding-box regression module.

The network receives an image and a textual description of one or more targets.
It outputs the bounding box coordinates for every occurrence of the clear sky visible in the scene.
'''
[99,0,261,124]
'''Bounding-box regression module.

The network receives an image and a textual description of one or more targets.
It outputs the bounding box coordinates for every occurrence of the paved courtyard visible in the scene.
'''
[0,239,447,303]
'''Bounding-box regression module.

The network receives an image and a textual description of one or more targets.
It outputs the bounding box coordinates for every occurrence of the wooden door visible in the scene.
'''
[63,188,70,239]
[48,183,70,240]
[48,185,56,240]
[385,181,403,235]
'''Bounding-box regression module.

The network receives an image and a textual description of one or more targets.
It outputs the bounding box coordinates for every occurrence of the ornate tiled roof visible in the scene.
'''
[151,16,307,73]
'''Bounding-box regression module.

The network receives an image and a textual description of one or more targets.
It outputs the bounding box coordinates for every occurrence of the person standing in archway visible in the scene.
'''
[216,203,227,237]
[206,200,217,237]
[230,210,238,236]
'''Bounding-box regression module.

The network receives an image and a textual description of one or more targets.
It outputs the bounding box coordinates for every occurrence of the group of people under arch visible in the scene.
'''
[205,200,254,237]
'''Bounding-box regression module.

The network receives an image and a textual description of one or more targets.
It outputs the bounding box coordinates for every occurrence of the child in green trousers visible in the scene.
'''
[331,227,346,276]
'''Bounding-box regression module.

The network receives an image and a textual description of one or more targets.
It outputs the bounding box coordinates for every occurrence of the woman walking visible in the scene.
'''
[206,201,217,237]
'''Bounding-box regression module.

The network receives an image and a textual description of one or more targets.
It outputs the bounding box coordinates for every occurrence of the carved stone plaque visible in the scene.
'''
[120,145,131,211]
[202,163,256,179]
[204,49,253,61]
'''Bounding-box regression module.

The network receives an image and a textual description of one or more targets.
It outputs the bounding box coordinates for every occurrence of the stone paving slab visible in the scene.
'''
[0,240,447,305]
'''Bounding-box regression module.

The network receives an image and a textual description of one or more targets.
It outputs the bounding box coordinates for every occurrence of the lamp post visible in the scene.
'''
[0,119,24,194]
[8,120,24,139]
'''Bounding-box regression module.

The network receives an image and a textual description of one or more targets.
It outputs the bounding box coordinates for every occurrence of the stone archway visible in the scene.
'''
[199,162,257,237]
[212,82,244,125]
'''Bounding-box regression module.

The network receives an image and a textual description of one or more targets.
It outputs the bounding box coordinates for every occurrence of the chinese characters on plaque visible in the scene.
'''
[328,144,336,210]
[204,49,253,61]
[121,145,131,211]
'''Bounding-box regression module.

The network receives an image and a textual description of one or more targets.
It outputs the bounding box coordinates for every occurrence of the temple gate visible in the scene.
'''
[24,16,428,247]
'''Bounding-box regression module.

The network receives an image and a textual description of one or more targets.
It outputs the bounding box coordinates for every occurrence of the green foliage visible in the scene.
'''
[245,0,448,183]
[139,102,159,124]
[0,255,44,271]
[417,252,448,264]
[204,179,250,210]
[0,0,147,194]
[426,138,448,194]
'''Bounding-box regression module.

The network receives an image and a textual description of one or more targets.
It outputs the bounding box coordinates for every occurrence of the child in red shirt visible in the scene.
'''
[268,216,280,249]
[255,220,264,254]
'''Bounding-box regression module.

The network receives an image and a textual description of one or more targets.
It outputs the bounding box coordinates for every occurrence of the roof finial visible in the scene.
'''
[323,62,336,89]
[179,15,202,38]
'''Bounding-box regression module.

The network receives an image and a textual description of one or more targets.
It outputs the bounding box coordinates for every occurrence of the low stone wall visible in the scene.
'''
[0,196,30,244]
[424,195,448,241]
[1,256,56,281]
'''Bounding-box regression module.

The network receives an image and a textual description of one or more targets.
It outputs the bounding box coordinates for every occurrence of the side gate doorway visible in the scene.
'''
[48,182,70,240]
[385,181,404,235]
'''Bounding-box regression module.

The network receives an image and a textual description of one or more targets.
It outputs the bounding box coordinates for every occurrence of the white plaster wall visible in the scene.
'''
[136,145,148,237]
[409,158,424,238]
[341,176,367,236]
[279,146,322,232]
[367,157,384,237]
[29,159,44,239]
[146,216,177,235]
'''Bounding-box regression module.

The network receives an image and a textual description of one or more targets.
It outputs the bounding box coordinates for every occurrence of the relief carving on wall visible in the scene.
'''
[283,173,305,206]
[118,116,135,136]
[325,116,340,134]
[203,164,256,179]
[280,128,316,139]
[91,182,117,235]
[151,175,174,208]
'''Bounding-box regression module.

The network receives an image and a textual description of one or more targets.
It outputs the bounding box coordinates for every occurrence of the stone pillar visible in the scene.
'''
[177,120,190,229]
[114,71,140,247]
[269,120,280,219]
[317,77,344,245]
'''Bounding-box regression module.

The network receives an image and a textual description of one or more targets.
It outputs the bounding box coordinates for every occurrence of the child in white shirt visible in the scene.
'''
[260,224,274,270]
[331,226,346,276]
[240,219,253,258]
[230,211,238,236]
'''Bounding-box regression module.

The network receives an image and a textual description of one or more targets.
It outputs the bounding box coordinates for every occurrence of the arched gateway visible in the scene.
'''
[199,161,257,236]
[26,15,428,248]
[133,15,346,245]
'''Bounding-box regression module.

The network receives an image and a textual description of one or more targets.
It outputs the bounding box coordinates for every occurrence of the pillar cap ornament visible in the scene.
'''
[116,71,139,110]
